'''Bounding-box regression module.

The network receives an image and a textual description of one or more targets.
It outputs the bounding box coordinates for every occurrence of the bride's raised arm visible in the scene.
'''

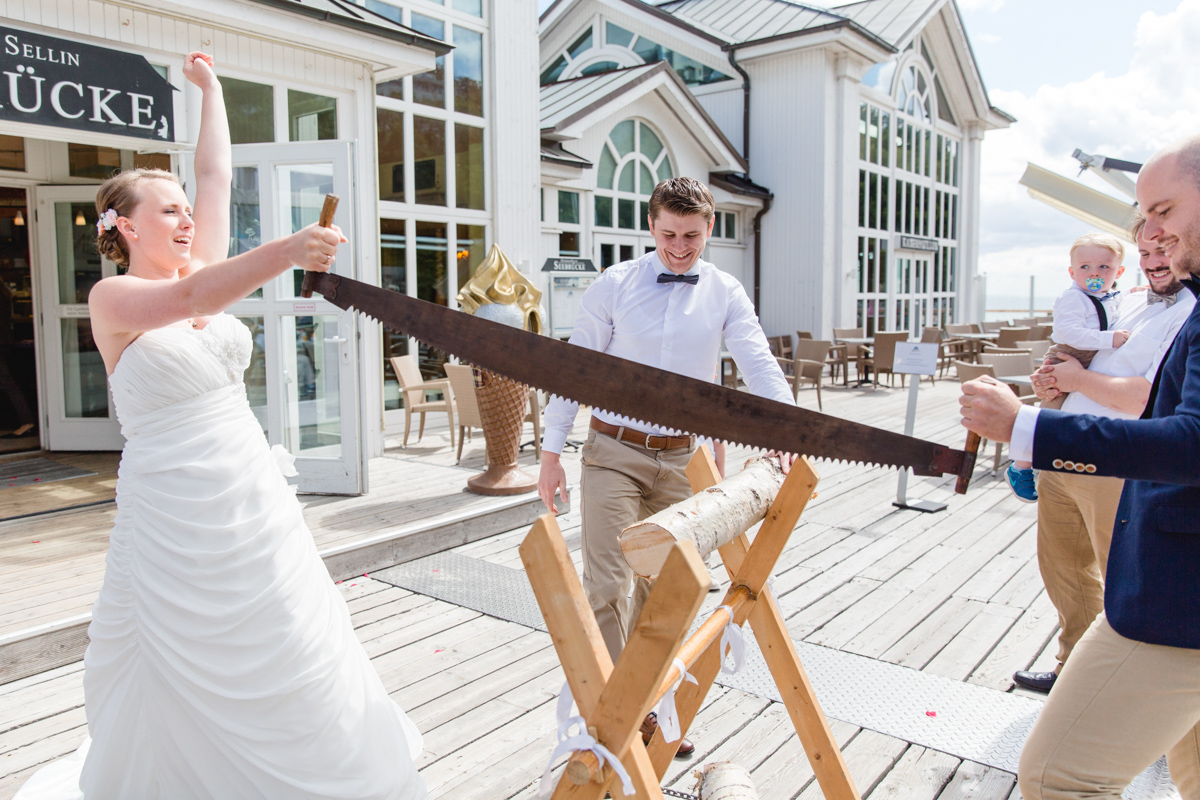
[179,52,231,275]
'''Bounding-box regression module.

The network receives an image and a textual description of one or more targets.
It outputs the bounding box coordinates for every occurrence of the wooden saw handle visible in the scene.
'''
[300,194,340,298]
[955,431,981,494]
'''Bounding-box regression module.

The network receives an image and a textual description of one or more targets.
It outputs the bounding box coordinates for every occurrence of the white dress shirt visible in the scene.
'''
[1010,288,1196,461]
[1051,285,1123,351]
[542,251,794,455]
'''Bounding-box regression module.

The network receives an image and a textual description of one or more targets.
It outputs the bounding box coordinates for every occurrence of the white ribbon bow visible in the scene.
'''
[717,605,746,675]
[539,681,635,798]
[656,657,698,742]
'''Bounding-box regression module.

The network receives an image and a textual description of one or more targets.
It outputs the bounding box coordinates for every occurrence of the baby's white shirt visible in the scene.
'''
[1050,284,1122,351]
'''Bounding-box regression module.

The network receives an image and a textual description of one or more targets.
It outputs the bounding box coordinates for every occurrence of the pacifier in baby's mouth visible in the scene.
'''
[1085,277,1106,293]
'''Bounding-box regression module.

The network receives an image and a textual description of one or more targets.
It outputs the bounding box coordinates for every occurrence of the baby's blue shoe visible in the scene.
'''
[1006,464,1037,503]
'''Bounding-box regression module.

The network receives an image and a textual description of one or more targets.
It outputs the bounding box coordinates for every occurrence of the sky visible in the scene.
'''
[956,0,1198,311]
[535,0,1200,311]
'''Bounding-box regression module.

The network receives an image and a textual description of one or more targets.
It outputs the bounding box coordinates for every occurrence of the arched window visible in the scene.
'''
[540,22,734,86]
[593,120,673,231]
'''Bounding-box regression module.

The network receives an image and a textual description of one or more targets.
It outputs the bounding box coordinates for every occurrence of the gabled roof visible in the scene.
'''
[539,61,747,173]
[245,0,451,54]
[651,0,891,50]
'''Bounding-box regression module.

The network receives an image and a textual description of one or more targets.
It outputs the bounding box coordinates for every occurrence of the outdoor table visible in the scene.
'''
[834,336,875,385]
[719,351,738,389]
[997,375,1032,386]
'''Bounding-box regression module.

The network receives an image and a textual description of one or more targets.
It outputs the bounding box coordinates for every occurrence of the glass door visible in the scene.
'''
[594,233,654,271]
[34,185,126,451]
[196,141,361,495]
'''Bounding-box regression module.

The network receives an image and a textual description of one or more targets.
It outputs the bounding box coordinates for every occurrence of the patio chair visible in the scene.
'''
[996,327,1033,348]
[1025,340,1053,361]
[979,352,1037,402]
[767,335,793,360]
[832,327,867,384]
[920,326,960,383]
[444,364,483,464]
[946,323,980,335]
[860,331,911,389]
[953,360,1007,472]
[795,330,813,340]
[391,355,455,449]
[1027,324,1052,341]
[777,339,831,409]
[981,321,1007,333]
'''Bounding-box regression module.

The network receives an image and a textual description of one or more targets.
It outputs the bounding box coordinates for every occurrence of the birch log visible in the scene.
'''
[619,457,786,578]
[695,762,760,800]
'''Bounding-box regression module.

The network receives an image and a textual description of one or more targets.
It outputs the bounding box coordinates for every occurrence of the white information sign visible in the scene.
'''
[892,342,938,376]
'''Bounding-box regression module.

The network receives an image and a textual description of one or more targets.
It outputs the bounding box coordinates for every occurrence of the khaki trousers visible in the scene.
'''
[1020,614,1200,800]
[579,428,694,661]
[1036,470,1124,668]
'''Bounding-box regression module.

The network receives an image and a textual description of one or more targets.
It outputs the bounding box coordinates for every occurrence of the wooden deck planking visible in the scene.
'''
[2,378,1058,798]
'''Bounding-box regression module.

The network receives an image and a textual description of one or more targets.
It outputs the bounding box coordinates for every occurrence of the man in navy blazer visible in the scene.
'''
[961,135,1200,800]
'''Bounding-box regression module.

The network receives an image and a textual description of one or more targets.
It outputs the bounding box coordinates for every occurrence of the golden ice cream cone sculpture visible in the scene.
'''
[456,245,544,496]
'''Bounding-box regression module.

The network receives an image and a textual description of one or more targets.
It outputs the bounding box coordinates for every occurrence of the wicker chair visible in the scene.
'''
[444,363,483,464]
[996,327,1033,348]
[391,355,455,449]
[832,327,867,384]
[777,339,831,409]
[860,331,911,389]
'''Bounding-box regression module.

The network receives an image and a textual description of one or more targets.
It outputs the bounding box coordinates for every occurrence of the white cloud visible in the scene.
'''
[977,0,1200,308]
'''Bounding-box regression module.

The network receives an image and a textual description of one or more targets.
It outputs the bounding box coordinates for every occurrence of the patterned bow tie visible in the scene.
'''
[1097,291,1118,301]
[1147,291,1179,307]
[657,273,699,285]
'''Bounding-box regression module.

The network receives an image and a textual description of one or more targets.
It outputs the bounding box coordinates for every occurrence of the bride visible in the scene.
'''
[15,53,426,799]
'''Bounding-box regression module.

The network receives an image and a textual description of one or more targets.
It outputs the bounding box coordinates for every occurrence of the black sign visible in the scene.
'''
[542,257,597,273]
[896,235,939,253]
[0,27,175,142]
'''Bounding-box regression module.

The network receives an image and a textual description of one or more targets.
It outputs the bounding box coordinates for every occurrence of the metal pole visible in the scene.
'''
[1029,275,1035,317]
[892,374,947,513]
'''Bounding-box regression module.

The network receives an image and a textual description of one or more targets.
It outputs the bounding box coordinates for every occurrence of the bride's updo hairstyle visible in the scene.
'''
[95,169,181,268]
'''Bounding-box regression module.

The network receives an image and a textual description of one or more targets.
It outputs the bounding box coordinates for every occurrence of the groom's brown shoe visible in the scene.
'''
[640,712,695,757]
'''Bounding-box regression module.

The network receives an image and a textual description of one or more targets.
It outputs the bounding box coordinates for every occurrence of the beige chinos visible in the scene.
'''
[1019,614,1200,800]
[1035,471,1124,668]
[579,428,694,661]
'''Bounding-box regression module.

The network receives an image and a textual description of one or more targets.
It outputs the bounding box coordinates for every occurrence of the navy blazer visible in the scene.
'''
[1032,279,1200,649]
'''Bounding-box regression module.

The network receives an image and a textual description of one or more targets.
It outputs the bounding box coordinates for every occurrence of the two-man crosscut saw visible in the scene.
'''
[302,270,979,492]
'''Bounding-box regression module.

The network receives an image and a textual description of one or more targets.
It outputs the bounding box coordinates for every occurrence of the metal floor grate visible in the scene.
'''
[0,458,95,489]
[375,552,1178,799]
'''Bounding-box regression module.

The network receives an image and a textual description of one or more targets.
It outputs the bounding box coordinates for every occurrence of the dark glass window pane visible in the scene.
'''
[133,152,171,171]
[380,217,408,409]
[598,146,617,188]
[540,56,567,85]
[377,79,404,101]
[559,231,580,256]
[412,13,446,109]
[595,196,612,227]
[633,35,664,63]
[457,223,485,290]
[606,22,634,47]
[640,201,650,231]
[567,30,593,60]
[221,76,274,144]
[376,108,405,203]
[0,135,25,171]
[558,191,579,224]
[618,198,635,229]
[364,0,401,24]
[640,124,663,161]
[725,212,735,239]
[712,213,722,238]
[68,144,120,179]
[288,90,336,141]
[620,244,634,261]
[454,26,484,116]
[579,61,619,77]
[415,221,450,377]
[657,157,673,181]
[455,123,484,210]
[414,116,446,206]
[618,161,635,193]
[639,163,655,196]
[611,120,634,155]
[600,243,615,270]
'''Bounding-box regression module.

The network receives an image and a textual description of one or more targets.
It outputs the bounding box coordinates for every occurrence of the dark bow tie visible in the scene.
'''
[1147,291,1179,307]
[1096,291,1118,301]
[657,273,698,285]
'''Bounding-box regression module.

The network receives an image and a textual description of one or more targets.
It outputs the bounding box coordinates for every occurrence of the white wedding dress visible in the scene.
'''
[16,314,426,800]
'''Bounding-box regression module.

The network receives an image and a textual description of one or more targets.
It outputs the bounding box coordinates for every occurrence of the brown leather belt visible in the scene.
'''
[590,417,694,451]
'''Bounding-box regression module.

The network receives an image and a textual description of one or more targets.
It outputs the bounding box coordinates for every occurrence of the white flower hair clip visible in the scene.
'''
[96,208,118,234]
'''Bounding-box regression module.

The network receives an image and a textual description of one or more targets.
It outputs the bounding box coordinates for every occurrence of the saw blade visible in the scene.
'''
[305,273,976,491]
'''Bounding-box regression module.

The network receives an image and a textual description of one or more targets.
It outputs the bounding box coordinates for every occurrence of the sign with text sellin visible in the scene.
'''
[0,27,176,142]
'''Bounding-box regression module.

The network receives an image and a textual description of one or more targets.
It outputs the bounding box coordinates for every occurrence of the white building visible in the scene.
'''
[0,0,541,495]
[537,0,1012,340]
